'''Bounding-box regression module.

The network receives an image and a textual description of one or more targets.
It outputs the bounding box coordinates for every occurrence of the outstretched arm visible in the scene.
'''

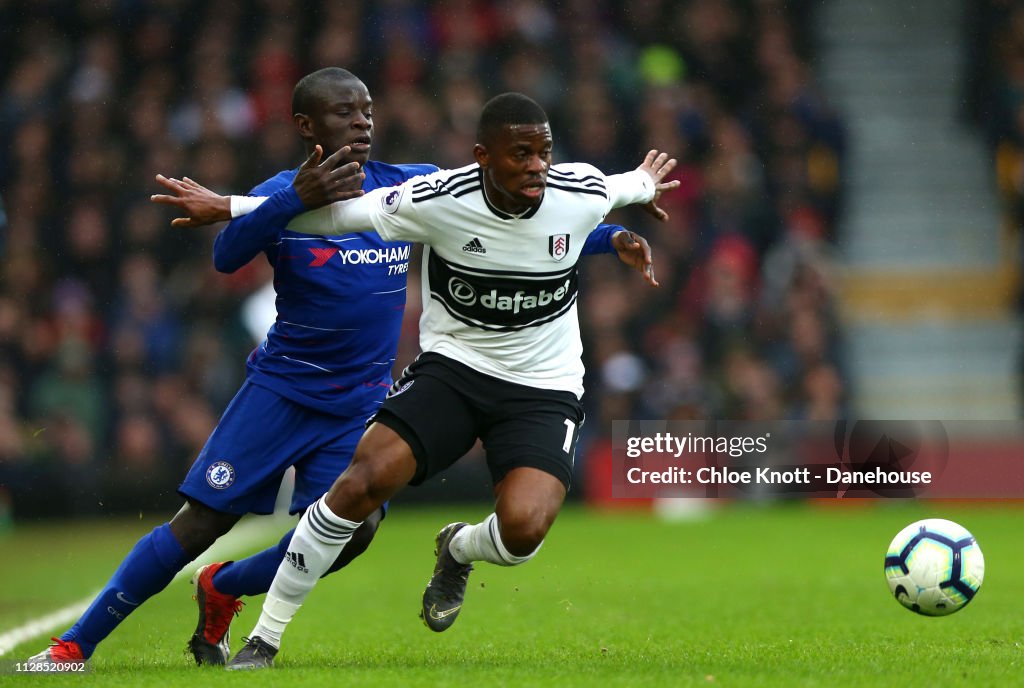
[151,175,231,228]
[605,149,680,219]
[150,147,366,272]
[634,150,680,222]
[150,146,364,228]
[150,175,300,272]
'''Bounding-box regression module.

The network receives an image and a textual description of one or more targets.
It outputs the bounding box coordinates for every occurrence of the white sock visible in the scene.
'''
[448,513,540,567]
[249,496,362,648]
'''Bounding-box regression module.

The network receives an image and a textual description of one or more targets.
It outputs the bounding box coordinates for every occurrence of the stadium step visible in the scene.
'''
[818,0,1001,269]
[845,319,1022,419]
[817,0,1019,419]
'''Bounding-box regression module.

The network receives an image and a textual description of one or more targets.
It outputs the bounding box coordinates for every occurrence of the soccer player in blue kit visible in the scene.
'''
[27,69,655,670]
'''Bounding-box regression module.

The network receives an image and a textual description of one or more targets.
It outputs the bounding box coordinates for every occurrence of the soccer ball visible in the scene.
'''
[884,518,984,616]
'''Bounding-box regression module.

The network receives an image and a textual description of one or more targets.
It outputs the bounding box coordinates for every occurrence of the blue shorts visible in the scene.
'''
[179,380,367,515]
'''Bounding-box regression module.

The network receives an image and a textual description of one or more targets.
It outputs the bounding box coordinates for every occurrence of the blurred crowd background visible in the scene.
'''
[973,1,1024,306]
[0,0,852,518]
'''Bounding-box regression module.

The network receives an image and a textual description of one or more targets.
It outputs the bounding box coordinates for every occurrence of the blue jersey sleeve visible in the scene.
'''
[581,223,624,256]
[213,185,306,273]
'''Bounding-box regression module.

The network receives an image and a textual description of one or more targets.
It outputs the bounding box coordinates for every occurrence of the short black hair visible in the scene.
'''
[476,92,549,144]
[292,67,360,115]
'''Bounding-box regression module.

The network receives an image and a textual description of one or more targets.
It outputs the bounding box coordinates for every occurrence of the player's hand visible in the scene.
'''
[150,175,231,227]
[636,149,680,222]
[611,230,659,287]
[293,145,366,209]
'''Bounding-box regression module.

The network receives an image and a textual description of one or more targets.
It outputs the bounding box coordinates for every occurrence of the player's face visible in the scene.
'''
[476,123,552,214]
[308,79,374,167]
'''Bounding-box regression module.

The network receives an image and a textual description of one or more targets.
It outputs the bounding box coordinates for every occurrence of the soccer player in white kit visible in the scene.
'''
[224,92,679,669]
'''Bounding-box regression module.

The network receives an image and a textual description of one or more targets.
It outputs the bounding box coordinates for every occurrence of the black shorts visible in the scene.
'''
[370,352,584,490]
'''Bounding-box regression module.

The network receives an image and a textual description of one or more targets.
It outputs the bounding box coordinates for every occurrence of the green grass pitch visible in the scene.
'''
[2,502,1022,686]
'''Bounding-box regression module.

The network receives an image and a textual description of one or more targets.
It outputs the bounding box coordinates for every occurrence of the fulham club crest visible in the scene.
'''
[548,234,570,261]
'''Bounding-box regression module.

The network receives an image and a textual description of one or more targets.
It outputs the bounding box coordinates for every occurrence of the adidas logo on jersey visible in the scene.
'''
[285,551,309,573]
[462,237,487,254]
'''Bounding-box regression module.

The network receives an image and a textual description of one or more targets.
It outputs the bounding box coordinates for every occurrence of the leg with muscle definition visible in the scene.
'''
[422,467,565,631]
[225,423,415,669]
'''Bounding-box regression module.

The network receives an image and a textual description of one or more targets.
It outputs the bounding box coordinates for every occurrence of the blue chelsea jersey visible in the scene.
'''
[215,160,438,417]
[213,160,624,418]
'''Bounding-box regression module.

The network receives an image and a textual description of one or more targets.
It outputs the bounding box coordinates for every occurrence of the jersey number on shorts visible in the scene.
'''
[561,418,576,454]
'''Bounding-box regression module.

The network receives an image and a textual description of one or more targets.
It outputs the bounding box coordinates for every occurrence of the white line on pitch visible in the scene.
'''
[0,513,296,657]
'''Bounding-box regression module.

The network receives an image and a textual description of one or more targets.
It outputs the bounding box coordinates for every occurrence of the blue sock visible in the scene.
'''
[61,524,190,658]
[211,528,293,598]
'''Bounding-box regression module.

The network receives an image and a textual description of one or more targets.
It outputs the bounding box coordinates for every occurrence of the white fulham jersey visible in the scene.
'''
[278,162,654,397]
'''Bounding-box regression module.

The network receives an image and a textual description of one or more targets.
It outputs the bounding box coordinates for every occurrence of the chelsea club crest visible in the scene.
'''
[206,461,236,489]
